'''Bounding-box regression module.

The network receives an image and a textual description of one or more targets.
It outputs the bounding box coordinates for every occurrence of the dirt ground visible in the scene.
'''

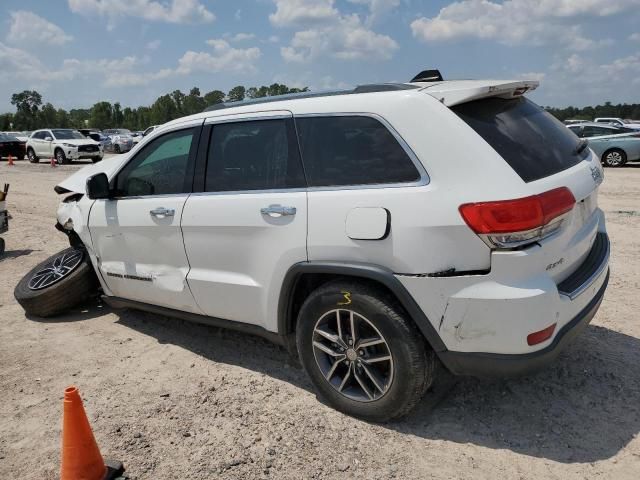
[0,159,639,479]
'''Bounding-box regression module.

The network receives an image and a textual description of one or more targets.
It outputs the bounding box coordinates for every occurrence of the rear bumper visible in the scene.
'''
[439,269,608,377]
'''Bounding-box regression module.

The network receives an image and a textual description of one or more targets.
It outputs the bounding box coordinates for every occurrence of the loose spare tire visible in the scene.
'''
[14,247,99,317]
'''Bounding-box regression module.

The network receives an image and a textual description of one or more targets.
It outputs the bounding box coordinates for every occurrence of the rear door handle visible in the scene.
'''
[150,207,175,217]
[261,204,297,217]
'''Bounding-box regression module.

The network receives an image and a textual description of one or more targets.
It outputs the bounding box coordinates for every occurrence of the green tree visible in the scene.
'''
[227,86,246,102]
[39,103,58,128]
[150,94,179,125]
[11,90,42,129]
[183,87,206,115]
[113,102,123,127]
[90,101,113,129]
[57,109,71,128]
[204,89,225,106]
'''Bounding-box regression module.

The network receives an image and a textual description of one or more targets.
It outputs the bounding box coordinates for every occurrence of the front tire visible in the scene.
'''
[27,148,38,163]
[296,281,436,422]
[602,148,626,167]
[14,247,99,317]
[55,148,68,165]
[114,144,121,154]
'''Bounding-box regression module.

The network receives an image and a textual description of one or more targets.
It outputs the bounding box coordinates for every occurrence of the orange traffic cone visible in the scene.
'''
[51,156,57,168]
[7,154,14,166]
[60,386,124,480]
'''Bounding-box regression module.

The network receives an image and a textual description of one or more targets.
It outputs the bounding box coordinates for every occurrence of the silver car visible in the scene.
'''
[103,128,134,153]
[567,122,640,167]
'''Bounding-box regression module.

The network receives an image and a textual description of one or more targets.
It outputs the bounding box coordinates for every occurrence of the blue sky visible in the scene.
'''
[1,0,639,113]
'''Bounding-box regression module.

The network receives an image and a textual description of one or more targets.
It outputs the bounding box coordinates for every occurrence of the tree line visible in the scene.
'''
[2,87,638,132]
[544,102,640,122]
[0,84,308,132]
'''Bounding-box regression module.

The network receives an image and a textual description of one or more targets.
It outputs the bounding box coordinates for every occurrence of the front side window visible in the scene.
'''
[295,116,420,187]
[115,128,195,197]
[583,126,615,137]
[205,119,305,192]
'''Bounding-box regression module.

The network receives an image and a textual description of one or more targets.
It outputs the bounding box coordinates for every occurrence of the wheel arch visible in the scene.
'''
[277,262,448,354]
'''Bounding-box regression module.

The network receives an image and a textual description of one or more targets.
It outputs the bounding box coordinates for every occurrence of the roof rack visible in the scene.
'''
[203,83,419,112]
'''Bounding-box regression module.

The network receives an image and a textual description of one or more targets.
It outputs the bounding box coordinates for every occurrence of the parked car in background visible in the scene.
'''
[0,133,26,160]
[103,129,134,153]
[568,122,640,167]
[26,129,103,164]
[3,131,30,142]
[131,131,143,145]
[594,117,640,129]
[142,125,158,137]
[563,119,589,125]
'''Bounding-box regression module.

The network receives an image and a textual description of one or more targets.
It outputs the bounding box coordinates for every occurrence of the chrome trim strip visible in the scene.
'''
[559,233,610,301]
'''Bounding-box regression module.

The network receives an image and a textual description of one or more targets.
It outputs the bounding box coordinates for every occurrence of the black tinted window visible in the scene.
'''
[452,98,586,183]
[115,128,195,196]
[296,116,420,187]
[205,119,305,192]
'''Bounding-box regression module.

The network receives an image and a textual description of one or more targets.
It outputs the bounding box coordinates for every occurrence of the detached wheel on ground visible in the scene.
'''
[14,247,99,317]
[27,148,38,163]
[296,280,436,422]
[602,148,626,167]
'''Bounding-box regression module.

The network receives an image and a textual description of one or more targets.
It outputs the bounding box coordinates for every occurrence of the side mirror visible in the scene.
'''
[86,173,110,199]
[44,136,53,142]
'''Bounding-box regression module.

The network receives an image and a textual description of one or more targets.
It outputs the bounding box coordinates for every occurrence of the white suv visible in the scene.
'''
[15,75,610,421]
[26,129,103,164]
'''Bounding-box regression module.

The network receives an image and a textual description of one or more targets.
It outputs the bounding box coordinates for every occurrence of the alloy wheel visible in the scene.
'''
[312,308,394,402]
[28,249,83,290]
[606,151,623,166]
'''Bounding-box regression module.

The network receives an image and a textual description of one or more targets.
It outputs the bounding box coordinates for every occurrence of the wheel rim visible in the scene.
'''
[28,249,83,290]
[312,308,394,402]
[606,151,623,166]
[56,151,64,164]
[28,150,34,160]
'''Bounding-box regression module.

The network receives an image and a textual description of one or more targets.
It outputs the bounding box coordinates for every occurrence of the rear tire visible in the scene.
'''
[14,247,99,317]
[27,148,38,163]
[602,148,626,167]
[296,280,436,422]
[114,144,121,154]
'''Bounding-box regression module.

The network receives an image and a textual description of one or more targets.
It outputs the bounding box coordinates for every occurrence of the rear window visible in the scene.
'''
[296,116,421,187]
[452,97,586,183]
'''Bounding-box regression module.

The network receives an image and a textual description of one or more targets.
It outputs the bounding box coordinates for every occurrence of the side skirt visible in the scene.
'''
[102,295,286,346]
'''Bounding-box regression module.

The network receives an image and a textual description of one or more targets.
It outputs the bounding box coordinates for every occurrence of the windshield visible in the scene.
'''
[452,97,586,183]
[52,129,86,140]
[0,134,20,142]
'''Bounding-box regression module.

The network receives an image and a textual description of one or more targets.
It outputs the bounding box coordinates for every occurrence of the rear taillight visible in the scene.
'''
[459,187,576,249]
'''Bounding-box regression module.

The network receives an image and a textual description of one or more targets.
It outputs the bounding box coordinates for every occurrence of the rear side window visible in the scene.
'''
[205,119,305,192]
[295,116,420,187]
[452,98,586,183]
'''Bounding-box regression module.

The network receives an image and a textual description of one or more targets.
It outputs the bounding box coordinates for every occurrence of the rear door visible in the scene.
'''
[88,120,203,312]
[181,112,307,330]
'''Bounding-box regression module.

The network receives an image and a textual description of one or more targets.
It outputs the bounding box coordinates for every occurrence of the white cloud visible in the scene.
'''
[348,0,399,25]
[7,11,73,46]
[178,39,261,74]
[229,33,256,42]
[410,0,637,50]
[270,0,338,27]
[146,39,162,50]
[68,0,215,24]
[630,33,640,42]
[271,0,398,62]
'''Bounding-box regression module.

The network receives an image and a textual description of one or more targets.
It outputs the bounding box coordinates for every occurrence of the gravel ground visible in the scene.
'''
[0,159,639,479]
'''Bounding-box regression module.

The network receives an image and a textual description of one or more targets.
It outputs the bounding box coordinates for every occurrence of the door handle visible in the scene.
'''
[150,207,175,217]
[261,204,297,217]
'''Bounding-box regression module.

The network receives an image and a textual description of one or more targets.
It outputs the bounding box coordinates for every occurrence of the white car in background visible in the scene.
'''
[15,73,610,421]
[3,131,30,142]
[594,117,640,129]
[26,129,103,164]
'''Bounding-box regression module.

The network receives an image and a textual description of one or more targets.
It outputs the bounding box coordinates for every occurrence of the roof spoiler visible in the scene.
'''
[410,69,443,82]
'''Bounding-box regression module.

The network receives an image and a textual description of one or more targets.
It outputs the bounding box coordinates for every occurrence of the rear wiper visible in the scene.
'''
[574,139,588,155]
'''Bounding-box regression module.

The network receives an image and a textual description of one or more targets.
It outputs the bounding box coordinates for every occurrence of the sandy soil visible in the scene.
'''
[0,159,639,479]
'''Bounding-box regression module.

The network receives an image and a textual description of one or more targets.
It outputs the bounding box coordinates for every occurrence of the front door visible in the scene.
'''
[181,113,308,330]
[89,122,203,313]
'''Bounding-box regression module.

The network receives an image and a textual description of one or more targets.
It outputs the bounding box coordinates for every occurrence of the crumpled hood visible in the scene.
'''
[55,153,130,194]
